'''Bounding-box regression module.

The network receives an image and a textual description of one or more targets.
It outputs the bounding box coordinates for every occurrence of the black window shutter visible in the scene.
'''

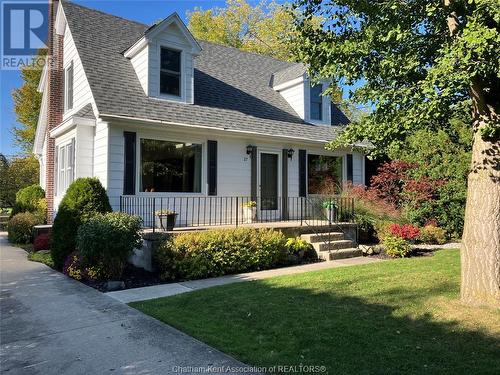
[250,146,258,201]
[346,154,353,182]
[123,132,136,195]
[299,149,307,197]
[207,140,217,196]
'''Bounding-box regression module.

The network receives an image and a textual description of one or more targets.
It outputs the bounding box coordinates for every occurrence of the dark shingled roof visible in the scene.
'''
[272,64,307,87]
[62,1,349,142]
[74,103,95,119]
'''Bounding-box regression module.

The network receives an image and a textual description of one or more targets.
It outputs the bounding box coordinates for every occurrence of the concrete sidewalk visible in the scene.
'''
[107,256,382,303]
[0,233,258,375]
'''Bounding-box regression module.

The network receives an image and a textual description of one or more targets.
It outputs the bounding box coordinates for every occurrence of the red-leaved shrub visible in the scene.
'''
[33,233,50,251]
[388,223,420,240]
[369,161,416,208]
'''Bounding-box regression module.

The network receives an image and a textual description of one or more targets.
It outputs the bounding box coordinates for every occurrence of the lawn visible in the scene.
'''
[131,250,500,374]
[28,251,54,268]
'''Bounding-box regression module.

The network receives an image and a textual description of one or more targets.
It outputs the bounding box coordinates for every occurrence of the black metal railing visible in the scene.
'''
[119,195,354,232]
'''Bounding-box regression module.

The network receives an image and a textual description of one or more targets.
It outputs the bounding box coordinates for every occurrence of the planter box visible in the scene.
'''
[242,207,257,224]
[324,208,336,222]
[156,214,177,231]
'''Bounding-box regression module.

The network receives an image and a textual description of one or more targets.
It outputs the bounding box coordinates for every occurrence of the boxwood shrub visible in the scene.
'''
[8,212,41,244]
[51,178,112,269]
[77,212,142,278]
[154,228,289,280]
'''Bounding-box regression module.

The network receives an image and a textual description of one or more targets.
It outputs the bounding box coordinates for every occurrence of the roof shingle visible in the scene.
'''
[62,1,348,143]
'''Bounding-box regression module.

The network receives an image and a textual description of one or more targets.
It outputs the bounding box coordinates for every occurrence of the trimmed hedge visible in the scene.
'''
[51,178,112,269]
[8,212,41,244]
[154,228,289,280]
[77,212,142,278]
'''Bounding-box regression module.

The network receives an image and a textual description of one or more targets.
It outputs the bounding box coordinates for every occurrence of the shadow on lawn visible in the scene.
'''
[133,278,500,374]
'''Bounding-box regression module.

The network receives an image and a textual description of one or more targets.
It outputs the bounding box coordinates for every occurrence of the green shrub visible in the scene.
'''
[419,225,447,245]
[51,178,112,269]
[11,184,46,221]
[286,237,317,261]
[77,212,142,278]
[154,228,288,280]
[383,235,412,258]
[7,212,41,244]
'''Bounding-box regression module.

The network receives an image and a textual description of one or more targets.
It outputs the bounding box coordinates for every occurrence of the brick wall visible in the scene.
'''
[45,0,63,223]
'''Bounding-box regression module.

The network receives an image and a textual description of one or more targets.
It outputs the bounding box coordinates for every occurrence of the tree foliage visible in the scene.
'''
[12,53,45,153]
[0,154,39,207]
[188,0,317,61]
[293,0,499,154]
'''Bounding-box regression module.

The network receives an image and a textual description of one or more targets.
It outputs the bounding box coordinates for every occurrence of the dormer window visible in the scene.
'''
[310,83,323,121]
[160,47,181,97]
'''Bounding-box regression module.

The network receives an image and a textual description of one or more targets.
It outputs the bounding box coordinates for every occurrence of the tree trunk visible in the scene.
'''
[460,83,500,308]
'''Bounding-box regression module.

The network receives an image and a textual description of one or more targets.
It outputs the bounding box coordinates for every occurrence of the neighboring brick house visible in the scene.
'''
[34,0,366,226]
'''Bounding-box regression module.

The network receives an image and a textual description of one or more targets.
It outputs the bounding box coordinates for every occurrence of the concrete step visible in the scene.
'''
[301,232,344,243]
[317,248,363,261]
[312,239,354,252]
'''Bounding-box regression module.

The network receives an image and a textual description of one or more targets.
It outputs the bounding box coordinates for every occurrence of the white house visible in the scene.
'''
[34,1,366,229]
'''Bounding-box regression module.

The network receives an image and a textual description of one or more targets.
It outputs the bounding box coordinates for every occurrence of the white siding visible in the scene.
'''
[130,44,149,95]
[352,152,365,185]
[62,26,96,121]
[277,82,305,119]
[76,125,94,178]
[93,120,109,190]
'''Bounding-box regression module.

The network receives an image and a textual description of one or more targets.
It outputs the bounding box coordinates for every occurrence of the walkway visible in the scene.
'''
[0,233,257,375]
[107,256,381,303]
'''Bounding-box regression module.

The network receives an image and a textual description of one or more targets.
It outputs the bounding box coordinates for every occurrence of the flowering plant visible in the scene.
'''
[388,223,420,241]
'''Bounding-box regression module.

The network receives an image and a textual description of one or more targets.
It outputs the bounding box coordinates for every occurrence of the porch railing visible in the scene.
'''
[119,195,355,231]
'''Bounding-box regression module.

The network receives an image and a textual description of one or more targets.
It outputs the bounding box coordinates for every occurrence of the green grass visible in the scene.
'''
[131,250,500,374]
[27,251,54,268]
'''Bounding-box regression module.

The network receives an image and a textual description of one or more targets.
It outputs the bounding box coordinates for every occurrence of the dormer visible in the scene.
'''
[272,65,332,126]
[124,13,202,104]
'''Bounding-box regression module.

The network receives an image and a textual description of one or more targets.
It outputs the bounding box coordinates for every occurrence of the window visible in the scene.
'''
[310,83,323,121]
[56,139,75,195]
[307,154,342,194]
[65,61,74,111]
[140,139,202,193]
[160,47,181,97]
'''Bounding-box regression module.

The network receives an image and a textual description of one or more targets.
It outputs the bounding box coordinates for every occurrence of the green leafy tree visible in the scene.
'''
[188,0,317,61]
[0,154,39,207]
[294,0,499,307]
[12,53,44,153]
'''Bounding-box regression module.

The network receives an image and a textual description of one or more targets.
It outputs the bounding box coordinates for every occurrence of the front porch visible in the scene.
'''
[119,195,355,232]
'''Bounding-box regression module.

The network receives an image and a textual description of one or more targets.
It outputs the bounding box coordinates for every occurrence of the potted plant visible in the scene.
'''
[322,200,338,222]
[241,201,257,223]
[155,209,178,231]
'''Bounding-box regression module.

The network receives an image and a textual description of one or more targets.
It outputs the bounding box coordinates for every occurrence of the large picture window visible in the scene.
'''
[307,154,342,194]
[140,139,202,193]
[160,47,181,97]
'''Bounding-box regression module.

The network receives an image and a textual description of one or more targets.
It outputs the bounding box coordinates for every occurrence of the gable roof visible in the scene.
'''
[272,64,307,87]
[62,1,349,143]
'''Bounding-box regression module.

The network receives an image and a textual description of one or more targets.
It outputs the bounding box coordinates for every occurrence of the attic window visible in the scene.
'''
[160,47,181,97]
[310,83,323,121]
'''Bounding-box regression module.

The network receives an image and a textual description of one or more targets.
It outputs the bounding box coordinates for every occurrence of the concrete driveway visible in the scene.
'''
[0,233,256,374]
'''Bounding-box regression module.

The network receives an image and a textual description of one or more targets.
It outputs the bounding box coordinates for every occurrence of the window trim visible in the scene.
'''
[136,135,206,196]
[158,45,183,100]
[64,61,74,112]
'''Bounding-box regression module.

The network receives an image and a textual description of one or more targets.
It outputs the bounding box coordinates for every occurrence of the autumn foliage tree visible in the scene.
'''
[294,0,499,307]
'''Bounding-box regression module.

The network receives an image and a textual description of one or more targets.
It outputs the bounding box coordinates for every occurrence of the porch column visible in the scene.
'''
[281,149,289,220]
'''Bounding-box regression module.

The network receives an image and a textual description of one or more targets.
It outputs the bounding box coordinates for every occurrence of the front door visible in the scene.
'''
[260,153,279,210]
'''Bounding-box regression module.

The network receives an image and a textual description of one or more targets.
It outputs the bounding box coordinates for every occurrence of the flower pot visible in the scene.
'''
[157,213,178,231]
[324,208,336,222]
[242,207,257,224]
